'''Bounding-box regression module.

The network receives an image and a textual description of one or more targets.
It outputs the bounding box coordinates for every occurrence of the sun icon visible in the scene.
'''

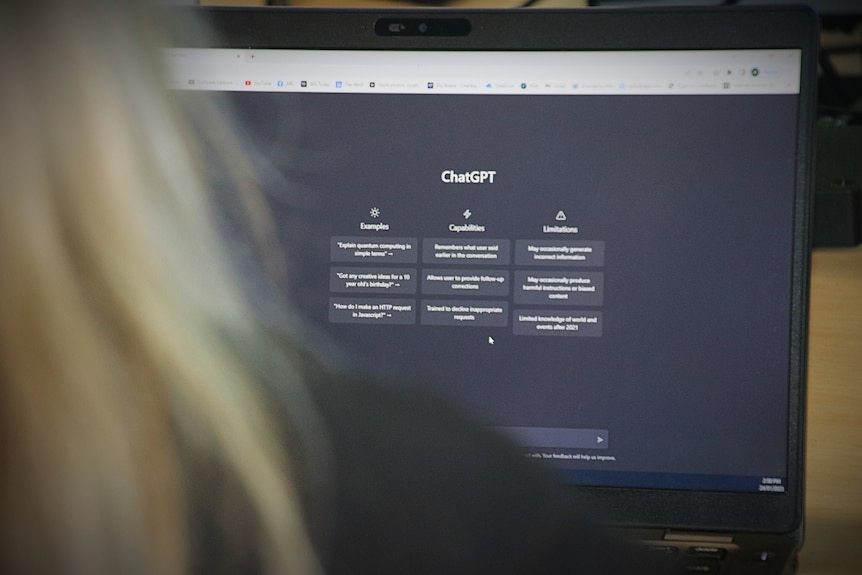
[369,207,381,218]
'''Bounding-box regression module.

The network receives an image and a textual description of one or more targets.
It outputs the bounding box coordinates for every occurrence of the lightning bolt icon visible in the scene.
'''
[463,209,472,219]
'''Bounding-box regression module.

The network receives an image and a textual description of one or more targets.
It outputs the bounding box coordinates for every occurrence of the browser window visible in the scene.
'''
[167,47,801,494]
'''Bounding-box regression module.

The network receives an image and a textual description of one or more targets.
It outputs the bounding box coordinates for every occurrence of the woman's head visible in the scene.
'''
[0,3,317,574]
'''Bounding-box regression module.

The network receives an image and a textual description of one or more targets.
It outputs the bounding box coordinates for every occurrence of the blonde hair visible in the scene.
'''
[0,3,318,574]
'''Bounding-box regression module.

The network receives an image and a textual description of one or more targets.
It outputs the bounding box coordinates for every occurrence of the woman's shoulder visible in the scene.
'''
[299,364,674,575]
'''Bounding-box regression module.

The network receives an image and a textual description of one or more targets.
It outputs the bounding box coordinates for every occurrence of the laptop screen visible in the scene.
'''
[164,9,813,517]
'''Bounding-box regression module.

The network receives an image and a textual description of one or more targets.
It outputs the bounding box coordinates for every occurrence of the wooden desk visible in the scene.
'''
[797,246,862,575]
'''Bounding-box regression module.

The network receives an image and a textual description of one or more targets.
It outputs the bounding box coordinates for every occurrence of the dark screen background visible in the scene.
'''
[226,91,798,488]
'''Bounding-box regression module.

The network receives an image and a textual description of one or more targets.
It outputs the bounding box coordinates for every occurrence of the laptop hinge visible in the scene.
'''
[663,532,734,543]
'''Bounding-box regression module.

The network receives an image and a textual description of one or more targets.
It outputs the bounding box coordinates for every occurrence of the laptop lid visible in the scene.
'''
[164,6,817,538]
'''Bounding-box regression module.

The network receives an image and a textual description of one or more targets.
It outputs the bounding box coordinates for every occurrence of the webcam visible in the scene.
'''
[374,18,472,37]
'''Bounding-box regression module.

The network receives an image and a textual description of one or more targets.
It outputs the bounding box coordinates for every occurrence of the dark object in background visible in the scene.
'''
[814,123,862,248]
[815,15,862,248]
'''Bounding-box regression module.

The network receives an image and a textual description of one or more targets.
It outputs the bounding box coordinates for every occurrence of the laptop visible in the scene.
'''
[164,6,817,574]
